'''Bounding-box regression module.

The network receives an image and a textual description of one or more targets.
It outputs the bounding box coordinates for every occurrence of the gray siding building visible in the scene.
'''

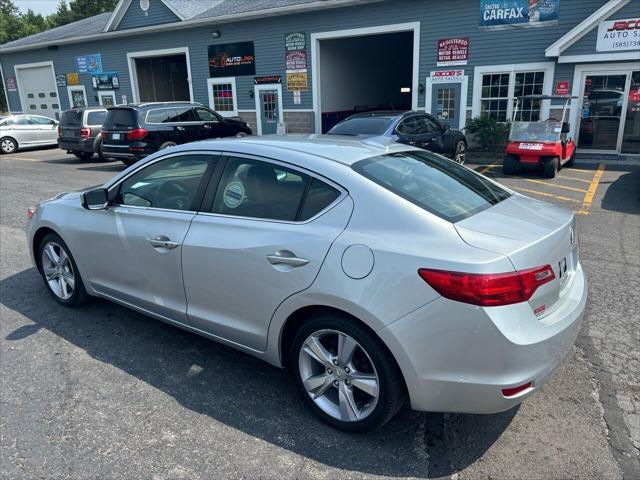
[1,0,638,154]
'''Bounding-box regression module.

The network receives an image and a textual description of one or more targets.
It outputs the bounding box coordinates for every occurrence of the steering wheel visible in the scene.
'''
[157,182,191,210]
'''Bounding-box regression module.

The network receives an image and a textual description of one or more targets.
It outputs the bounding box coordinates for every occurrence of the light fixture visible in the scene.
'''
[248,90,254,98]
[400,87,411,93]
[211,30,221,38]
[418,83,425,94]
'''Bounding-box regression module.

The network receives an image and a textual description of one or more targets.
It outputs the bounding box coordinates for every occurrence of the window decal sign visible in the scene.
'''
[555,80,569,95]
[91,72,120,90]
[76,54,102,73]
[596,18,640,52]
[480,0,560,30]
[437,38,469,66]
[223,181,245,209]
[208,42,256,77]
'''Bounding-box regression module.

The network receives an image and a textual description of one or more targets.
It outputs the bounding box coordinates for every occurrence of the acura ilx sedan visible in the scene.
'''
[27,136,587,431]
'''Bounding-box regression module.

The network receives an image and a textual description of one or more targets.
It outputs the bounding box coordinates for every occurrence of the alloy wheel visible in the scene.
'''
[298,329,379,422]
[41,241,75,300]
[1,138,16,153]
[454,141,466,164]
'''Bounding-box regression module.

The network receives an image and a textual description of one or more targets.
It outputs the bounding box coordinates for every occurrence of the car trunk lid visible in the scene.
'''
[102,108,138,145]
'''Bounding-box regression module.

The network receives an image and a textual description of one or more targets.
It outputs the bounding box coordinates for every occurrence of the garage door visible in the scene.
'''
[17,65,60,119]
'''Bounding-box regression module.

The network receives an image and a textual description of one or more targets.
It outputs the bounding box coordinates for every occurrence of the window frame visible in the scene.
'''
[199,153,346,225]
[207,77,238,118]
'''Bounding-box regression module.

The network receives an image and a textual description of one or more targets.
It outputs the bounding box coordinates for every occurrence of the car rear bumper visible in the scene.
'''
[101,144,148,161]
[58,138,94,152]
[378,263,587,414]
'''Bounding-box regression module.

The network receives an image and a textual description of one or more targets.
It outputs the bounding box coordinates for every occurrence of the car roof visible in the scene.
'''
[346,110,409,120]
[109,102,202,110]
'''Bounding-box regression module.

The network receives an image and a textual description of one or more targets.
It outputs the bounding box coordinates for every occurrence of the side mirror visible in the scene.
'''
[561,122,570,133]
[82,188,110,210]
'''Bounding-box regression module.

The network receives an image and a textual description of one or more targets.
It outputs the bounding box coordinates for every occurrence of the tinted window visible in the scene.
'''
[117,155,211,211]
[353,151,511,222]
[15,117,33,125]
[61,110,82,127]
[299,178,341,221]
[166,107,197,123]
[195,107,219,122]
[86,111,106,126]
[146,109,170,124]
[328,117,393,136]
[396,115,440,135]
[212,158,308,221]
[103,108,137,129]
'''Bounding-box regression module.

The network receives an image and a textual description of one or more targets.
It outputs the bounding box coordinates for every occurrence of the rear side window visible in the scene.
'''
[146,109,170,123]
[167,107,196,123]
[299,179,340,221]
[103,108,137,129]
[353,151,511,223]
[86,111,106,126]
[60,110,82,127]
[328,117,392,136]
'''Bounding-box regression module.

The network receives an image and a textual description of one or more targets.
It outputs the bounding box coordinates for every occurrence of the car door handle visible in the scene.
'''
[266,250,309,267]
[148,235,180,250]
[204,124,212,129]
[176,126,185,131]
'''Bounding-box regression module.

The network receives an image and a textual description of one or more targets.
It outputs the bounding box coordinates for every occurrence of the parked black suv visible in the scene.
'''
[58,107,108,160]
[101,102,252,165]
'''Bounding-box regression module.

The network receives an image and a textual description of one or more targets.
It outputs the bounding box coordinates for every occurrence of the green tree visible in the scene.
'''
[19,9,47,37]
[0,0,22,44]
[48,0,118,28]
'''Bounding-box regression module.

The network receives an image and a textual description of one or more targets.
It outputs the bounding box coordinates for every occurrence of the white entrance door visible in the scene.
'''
[98,91,117,107]
[15,64,59,119]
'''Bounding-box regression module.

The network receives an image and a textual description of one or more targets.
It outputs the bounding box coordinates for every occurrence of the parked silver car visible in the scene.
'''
[0,114,59,154]
[26,136,587,431]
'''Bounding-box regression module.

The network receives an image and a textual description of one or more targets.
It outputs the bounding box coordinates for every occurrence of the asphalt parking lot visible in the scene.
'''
[1,145,638,480]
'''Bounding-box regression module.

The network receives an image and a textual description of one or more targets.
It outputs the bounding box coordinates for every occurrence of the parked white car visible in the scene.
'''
[0,114,59,154]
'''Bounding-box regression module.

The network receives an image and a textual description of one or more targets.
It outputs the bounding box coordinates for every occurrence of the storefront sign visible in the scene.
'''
[5,75,17,91]
[430,70,465,83]
[437,38,469,66]
[287,71,308,91]
[596,18,640,52]
[293,91,301,105]
[208,42,256,77]
[92,71,119,90]
[66,72,80,86]
[76,54,102,74]
[286,50,307,71]
[555,80,569,95]
[480,0,560,30]
[55,74,67,87]
[254,75,281,84]
[285,32,306,51]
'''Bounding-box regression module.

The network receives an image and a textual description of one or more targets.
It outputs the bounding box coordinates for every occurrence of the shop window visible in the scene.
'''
[208,77,237,117]
[480,70,546,122]
[480,73,509,121]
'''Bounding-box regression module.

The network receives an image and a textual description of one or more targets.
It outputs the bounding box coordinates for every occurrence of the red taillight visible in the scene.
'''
[27,207,37,219]
[502,382,532,397]
[80,127,91,139]
[126,128,148,141]
[418,265,555,307]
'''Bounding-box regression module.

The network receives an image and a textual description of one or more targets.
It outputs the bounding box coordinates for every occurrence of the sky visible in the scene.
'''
[15,0,60,16]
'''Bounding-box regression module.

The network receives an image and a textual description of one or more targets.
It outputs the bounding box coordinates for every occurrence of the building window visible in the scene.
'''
[207,77,238,117]
[479,69,548,122]
[480,73,509,121]
[514,71,544,121]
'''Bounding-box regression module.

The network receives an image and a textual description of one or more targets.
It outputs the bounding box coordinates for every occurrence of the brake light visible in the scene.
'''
[127,128,148,140]
[80,127,91,139]
[418,265,555,307]
[27,207,37,219]
[502,382,532,397]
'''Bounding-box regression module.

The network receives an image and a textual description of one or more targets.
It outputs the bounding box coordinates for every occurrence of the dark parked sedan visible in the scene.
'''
[327,111,467,163]
[101,102,252,165]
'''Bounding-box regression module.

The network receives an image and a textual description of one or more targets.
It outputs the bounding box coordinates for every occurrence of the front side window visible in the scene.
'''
[30,116,56,125]
[211,157,340,221]
[195,107,220,122]
[166,107,197,123]
[116,154,212,211]
[208,78,237,117]
[353,150,510,223]
[15,116,33,126]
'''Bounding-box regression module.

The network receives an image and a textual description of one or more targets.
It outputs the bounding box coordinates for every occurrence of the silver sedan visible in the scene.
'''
[26,137,587,431]
[0,114,59,154]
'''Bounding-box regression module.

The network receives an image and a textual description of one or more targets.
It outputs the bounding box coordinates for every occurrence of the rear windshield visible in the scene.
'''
[86,110,107,126]
[60,110,82,127]
[328,117,393,136]
[103,108,137,129]
[353,151,511,222]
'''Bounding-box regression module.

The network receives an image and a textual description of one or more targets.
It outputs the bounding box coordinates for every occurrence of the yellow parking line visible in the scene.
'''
[514,187,581,203]
[555,174,593,184]
[478,164,499,174]
[524,178,588,193]
[575,163,606,215]
[566,168,597,175]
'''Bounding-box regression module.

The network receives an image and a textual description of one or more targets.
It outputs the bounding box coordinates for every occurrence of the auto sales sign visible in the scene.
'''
[480,0,560,30]
[596,18,640,52]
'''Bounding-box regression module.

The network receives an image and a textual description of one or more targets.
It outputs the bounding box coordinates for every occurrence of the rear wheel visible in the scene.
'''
[38,233,89,306]
[0,137,17,154]
[453,140,466,164]
[290,313,404,432]
[121,158,137,166]
[73,151,93,160]
[503,155,517,175]
[544,157,559,178]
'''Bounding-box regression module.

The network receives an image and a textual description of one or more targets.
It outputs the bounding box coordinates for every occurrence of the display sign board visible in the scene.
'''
[430,70,465,83]
[286,50,307,71]
[254,75,281,84]
[66,72,80,86]
[285,32,308,92]
[437,38,469,66]
[285,32,306,51]
[287,71,308,91]
[596,18,640,52]
[5,75,17,91]
[92,71,119,90]
[480,0,560,30]
[293,91,301,104]
[76,54,102,74]
[208,42,256,77]
[55,74,67,87]
[555,80,569,95]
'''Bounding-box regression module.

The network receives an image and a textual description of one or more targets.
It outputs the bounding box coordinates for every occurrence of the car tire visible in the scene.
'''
[453,140,466,164]
[290,312,405,432]
[38,232,89,307]
[0,137,18,154]
[565,149,576,167]
[544,157,559,178]
[235,132,248,138]
[121,158,137,166]
[503,155,517,175]
[159,141,177,150]
[96,139,107,162]
[73,151,93,161]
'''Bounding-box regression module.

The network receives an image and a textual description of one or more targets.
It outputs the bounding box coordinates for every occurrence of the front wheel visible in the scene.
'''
[453,140,466,164]
[38,233,89,306]
[0,137,17,154]
[544,157,559,178]
[290,313,404,432]
[564,149,576,167]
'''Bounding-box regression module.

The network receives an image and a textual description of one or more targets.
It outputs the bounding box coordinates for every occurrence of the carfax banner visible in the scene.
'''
[480,0,560,30]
